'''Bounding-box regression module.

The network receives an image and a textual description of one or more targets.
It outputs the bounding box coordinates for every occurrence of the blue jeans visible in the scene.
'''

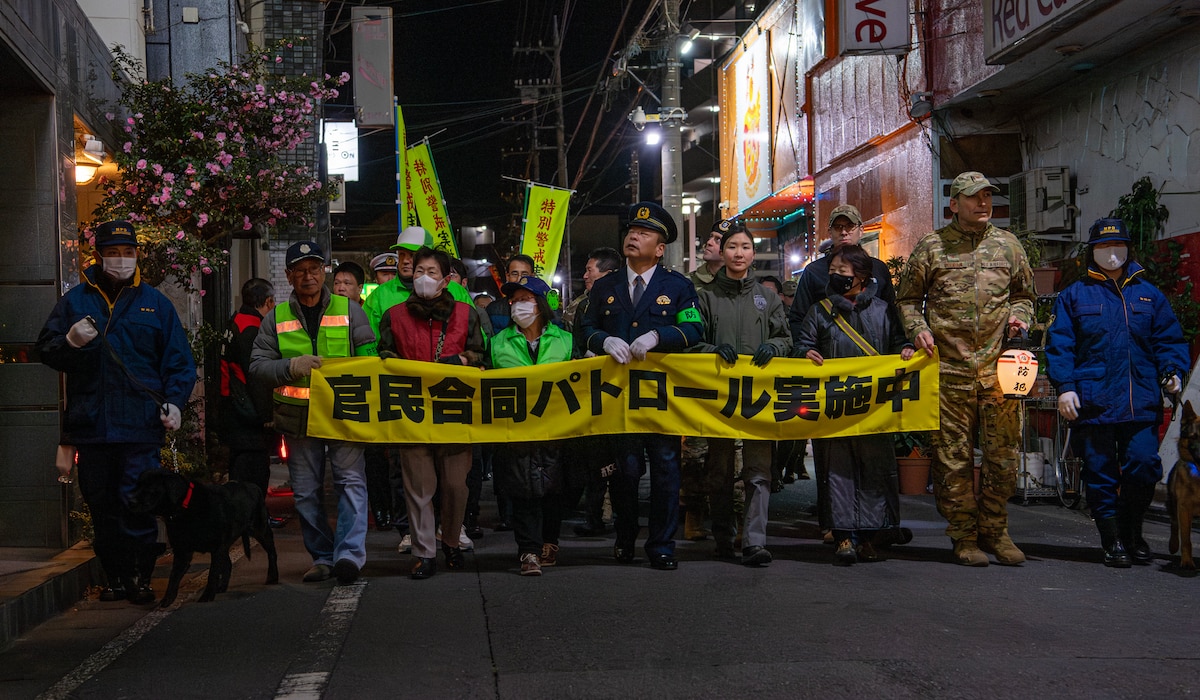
[1072,422,1162,519]
[285,435,368,568]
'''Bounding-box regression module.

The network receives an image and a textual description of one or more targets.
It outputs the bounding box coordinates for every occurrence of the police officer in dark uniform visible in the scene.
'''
[581,202,704,569]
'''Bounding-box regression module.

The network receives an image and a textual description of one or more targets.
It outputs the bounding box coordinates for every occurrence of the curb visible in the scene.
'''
[0,543,103,652]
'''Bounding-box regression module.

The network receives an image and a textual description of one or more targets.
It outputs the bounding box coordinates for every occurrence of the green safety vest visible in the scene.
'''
[273,295,351,405]
[490,323,573,368]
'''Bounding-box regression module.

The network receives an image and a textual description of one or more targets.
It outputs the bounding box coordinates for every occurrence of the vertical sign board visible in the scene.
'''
[351,7,394,128]
[734,37,771,211]
[323,121,360,182]
[839,0,911,55]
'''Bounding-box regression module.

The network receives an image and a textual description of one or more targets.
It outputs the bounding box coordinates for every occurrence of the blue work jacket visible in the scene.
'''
[1045,261,1189,425]
[36,265,197,444]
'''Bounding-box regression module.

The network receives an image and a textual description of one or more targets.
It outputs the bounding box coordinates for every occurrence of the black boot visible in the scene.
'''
[1096,517,1132,568]
[95,543,132,602]
[128,543,160,604]
[1118,484,1155,565]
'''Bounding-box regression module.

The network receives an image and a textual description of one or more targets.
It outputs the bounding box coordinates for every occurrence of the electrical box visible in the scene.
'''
[1008,167,1074,240]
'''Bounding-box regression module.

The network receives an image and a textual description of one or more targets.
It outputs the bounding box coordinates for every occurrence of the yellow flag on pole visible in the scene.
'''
[406,141,458,257]
[519,184,571,284]
[395,103,417,230]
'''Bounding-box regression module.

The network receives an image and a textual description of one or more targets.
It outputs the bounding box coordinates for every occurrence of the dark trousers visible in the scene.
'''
[560,435,611,527]
[364,444,392,518]
[228,447,270,497]
[612,433,681,557]
[1073,421,1162,519]
[466,445,485,519]
[511,494,563,555]
[77,443,161,583]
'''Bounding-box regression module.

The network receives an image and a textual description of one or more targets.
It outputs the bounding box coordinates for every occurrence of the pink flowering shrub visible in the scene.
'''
[85,39,349,292]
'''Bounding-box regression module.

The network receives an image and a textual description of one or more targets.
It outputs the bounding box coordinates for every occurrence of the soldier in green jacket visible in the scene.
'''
[896,171,1035,567]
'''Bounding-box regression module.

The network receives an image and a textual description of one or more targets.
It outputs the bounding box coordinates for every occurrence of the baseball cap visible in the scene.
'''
[500,275,551,299]
[949,171,1000,198]
[391,226,433,252]
[1087,218,1131,246]
[370,252,399,272]
[712,219,746,238]
[827,205,862,228]
[94,220,139,248]
[285,240,325,268]
[628,201,678,244]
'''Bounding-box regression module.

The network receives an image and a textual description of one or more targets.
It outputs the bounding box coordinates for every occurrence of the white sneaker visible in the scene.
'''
[398,534,412,553]
[436,525,474,551]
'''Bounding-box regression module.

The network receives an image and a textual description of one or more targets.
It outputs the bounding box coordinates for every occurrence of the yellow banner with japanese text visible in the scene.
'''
[305,352,939,443]
[519,184,571,283]
[406,142,458,257]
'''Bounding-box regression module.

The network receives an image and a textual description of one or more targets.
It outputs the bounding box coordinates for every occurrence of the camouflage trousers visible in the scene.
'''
[932,381,1019,541]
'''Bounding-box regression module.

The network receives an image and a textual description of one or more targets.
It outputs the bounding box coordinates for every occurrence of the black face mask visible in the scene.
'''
[829,272,857,294]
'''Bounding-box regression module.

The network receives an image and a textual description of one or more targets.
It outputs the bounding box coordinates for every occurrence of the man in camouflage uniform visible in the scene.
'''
[896,171,1035,567]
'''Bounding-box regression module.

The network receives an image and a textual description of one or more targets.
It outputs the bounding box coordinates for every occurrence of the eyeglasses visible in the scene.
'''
[830,224,859,233]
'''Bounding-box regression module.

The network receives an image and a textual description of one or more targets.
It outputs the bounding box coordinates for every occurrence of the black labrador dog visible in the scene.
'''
[129,469,279,607]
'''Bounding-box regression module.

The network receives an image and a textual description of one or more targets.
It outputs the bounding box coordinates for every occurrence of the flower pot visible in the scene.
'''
[1032,266,1059,295]
[897,457,932,495]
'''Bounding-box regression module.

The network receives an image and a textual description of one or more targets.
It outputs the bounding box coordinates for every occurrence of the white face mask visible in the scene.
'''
[101,256,137,281]
[1093,246,1128,272]
[511,300,539,329]
[412,274,441,299]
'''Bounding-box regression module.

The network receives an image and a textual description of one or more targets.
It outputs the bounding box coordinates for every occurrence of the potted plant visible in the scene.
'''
[895,431,933,495]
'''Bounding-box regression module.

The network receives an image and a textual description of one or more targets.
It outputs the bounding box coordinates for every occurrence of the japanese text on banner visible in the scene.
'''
[405,142,458,256]
[306,352,939,443]
[519,184,571,284]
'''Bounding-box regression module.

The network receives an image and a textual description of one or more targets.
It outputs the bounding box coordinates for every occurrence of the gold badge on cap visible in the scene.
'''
[656,295,671,305]
[637,206,651,220]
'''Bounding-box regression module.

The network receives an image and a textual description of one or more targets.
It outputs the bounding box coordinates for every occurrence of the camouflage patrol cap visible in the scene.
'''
[949,171,1000,198]
[827,204,862,228]
[781,278,798,296]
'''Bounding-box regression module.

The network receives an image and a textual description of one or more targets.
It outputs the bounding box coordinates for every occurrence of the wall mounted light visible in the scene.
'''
[75,164,99,185]
[908,92,933,119]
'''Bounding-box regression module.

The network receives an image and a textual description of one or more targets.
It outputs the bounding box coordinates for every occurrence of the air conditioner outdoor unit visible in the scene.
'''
[1008,166,1074,240]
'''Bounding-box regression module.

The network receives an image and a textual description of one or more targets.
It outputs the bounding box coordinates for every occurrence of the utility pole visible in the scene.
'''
[660,0,684,270]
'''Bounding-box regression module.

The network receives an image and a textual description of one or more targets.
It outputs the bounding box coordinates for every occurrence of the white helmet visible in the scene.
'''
[391,226,432,252]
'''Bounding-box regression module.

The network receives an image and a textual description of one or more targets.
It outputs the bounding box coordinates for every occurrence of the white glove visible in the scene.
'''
[66,318,98,348]
[289,354,322,378]
[1057,391,1080,421]
[629,331,660,360]
[161,403,182,431]
[603,336,632,364]
[1166,374,1182,394]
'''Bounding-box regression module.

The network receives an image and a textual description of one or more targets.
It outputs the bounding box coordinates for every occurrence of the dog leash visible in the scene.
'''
[84,315,180,470]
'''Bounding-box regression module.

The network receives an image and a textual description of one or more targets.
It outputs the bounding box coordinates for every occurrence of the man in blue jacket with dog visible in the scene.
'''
[1046,217,1189,568]
[37,220,196,604]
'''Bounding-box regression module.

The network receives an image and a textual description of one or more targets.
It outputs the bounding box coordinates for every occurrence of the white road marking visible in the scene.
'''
[273,580,367,700]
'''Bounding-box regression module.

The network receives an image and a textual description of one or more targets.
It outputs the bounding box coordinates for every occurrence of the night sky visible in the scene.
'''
[323,1,655,255]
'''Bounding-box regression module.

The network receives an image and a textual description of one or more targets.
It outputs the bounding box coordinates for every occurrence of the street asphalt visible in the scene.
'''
[1,472,1198,699]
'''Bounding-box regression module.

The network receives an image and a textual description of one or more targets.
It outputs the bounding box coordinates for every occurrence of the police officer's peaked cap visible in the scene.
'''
[501,275,551,299]
[711,218,746,239]
[370,252,399,272]
[286,240,325,268]
[827,204,862,228]
[949,171,1000,198]
[94,220,139,248]
[391,226,433,252]
[628,201,678,244]
[1087,218,1131,246]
